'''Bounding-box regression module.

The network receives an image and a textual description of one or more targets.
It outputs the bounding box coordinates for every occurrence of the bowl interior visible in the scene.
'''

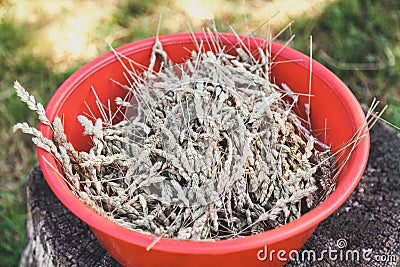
[38,32,369,253]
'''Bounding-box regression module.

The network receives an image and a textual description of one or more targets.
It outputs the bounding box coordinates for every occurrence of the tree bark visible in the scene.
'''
[20,121,399,267]
[19,166,119,267]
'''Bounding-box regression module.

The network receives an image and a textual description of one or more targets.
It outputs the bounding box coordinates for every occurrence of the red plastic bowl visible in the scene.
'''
[38,33,369,267]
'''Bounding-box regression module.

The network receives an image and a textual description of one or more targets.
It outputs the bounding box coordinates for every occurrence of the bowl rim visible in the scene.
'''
[38,32,370,254]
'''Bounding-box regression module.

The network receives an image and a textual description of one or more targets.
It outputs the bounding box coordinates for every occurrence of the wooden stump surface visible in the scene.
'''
[19,121,399,267]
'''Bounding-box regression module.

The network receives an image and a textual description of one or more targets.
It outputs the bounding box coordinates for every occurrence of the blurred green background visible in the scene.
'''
[0,0,398,265]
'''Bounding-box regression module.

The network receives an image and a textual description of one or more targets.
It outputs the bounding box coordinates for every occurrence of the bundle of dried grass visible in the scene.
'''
[13,29,380,244]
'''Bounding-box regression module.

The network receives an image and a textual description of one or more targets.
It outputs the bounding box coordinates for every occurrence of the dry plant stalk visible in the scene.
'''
[13,29,379,242]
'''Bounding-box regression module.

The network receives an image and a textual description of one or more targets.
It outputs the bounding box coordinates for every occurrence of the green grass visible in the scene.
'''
[113,0,161,27]
[0,9,78,266]
[0,191,27,266]
[0,0,398,265]
[108,0,170,49]
[287,0,400,125]
[0,14,32,266]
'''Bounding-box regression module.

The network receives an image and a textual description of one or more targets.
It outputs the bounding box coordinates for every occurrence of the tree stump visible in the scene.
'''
[20,121,399,267]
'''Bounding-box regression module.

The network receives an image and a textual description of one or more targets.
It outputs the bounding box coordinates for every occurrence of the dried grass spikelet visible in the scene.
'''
[13,26,384,244]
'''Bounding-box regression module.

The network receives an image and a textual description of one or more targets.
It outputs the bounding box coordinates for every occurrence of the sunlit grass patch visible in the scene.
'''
[287,0,400,125]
